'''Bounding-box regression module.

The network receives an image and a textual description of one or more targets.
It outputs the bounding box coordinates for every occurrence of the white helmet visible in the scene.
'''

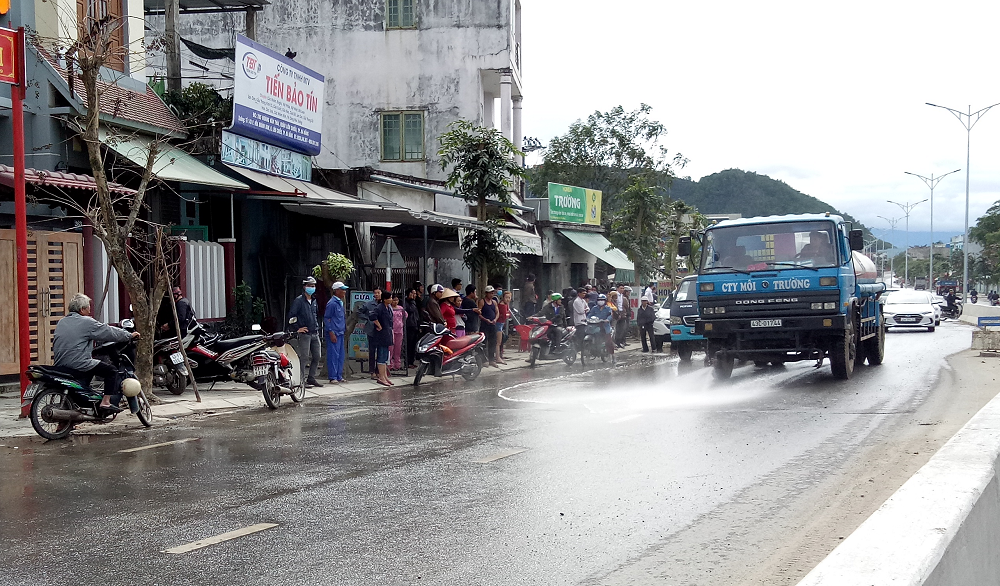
[121,378,142,398]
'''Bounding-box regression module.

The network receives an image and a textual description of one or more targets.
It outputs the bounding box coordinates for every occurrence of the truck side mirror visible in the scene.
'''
[849,229,864,251]
[677,236,692,257]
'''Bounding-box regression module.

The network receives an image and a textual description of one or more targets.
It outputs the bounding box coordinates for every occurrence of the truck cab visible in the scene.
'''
[669,275,705,362]
[683,214,885,380]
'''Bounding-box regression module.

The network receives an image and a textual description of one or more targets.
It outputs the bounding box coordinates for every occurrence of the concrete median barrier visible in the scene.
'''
[797,381,1000,586]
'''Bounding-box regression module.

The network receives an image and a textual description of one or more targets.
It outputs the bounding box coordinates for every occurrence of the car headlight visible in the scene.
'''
[670,316,682,325]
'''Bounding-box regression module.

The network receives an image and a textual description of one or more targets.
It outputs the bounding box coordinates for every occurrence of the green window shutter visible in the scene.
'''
[403,113,423,160]
[386,0,399,28]
[401,0,414,27]
[382,113,402,160]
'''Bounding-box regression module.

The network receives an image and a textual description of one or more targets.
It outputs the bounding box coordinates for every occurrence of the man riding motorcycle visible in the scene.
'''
[945,288,958,311]
[533,293,568,350]
[52,293,140,415]
[587,294,615,359]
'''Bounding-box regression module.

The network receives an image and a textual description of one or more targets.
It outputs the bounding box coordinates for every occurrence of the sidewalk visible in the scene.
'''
[0,343,660,439]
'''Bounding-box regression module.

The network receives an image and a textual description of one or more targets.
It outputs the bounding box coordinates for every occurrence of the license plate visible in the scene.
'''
[169,352,184,365]
[898,317,918,323]
[750,319,782,328]
[23,383,40,400]
[253,365,270,377]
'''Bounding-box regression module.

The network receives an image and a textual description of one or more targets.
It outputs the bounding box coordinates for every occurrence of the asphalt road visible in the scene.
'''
[0,322,974,586]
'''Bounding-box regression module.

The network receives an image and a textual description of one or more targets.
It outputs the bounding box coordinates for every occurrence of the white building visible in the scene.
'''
[151,0,528,286]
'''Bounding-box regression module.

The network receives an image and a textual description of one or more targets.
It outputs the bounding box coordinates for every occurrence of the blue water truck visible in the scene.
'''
[678,213,886,380]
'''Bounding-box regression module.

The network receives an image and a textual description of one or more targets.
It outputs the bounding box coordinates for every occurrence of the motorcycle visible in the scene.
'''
[24,319,153,440]
[250,326,304,409]
[970,294,978,304]
[941,302,963,320]
[525,317,577,366]
[152,328,193,396]
[412,323,487,386]
[580,315,612,365]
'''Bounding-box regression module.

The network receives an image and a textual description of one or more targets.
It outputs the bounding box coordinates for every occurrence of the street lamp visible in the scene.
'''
[887,199,928,286]
[903,169,961,292]
[926,102,1000,294]
[878,215,901,285]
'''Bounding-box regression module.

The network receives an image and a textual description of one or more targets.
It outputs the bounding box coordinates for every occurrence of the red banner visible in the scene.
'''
[0,27,20,85]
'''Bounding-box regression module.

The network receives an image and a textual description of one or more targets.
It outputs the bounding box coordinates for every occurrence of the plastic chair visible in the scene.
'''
[515,324,532,352]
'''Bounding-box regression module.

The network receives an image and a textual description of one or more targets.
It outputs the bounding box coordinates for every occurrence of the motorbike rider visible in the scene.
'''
[423,284,446,325]
[571,288,590,348]
[52,293,140,415]
[533,292,567,351]
[587,293,615,359]
[945,288,958,311]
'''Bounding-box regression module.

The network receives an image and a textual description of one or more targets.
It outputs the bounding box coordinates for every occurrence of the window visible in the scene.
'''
[386,0,415,29]
[76,0,125,72]
[381,112,424,161]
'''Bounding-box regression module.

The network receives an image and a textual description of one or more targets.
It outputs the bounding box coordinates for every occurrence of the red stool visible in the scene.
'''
[515,324,532,352]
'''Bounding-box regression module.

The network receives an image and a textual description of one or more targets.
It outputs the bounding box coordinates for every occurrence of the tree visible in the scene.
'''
[439,120,526,291]
[607,176,668,283]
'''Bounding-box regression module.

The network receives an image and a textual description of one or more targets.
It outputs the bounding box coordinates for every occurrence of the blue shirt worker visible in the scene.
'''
[587,294,615,358]
[288,276,323,388]
[324,281,349,383]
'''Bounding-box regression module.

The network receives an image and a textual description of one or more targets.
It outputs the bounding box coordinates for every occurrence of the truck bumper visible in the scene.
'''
[696,314,846,337]
[696,314,847,358]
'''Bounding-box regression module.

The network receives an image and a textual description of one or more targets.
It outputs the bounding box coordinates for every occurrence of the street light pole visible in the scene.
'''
[887,200,928,287]
[903,169,961,292]
[878,215,901,286]
[926,102,1000,295]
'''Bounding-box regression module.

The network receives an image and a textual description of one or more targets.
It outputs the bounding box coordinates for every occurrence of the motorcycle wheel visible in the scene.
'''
[461,356,482,381]
[562,349,576,366]
[166,371,187,396]
[135,390,153,428]
[262,372,280,410]
[289,376,306,403]
[528,346,539,367]
[30,388,74,440]
[413,362,428,386]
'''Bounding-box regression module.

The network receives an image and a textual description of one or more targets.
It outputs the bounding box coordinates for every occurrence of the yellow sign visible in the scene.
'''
[0,0,8,15]
[584,188,602,225]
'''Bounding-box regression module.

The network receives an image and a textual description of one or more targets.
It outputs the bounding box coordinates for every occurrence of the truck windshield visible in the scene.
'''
[702,221,839,273]
[674,279,696,302]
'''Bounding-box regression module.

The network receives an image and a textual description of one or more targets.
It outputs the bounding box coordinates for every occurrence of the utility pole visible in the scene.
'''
[878,215,901,286]
[904,170,960,293]
[887,199,927,287]
[165,0,181,92]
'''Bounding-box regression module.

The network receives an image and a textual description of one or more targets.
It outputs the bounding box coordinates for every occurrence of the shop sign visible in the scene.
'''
[231,34,324,156]
[221,131,312,181]
[348,291,374,361]
[547,182,602,225]
[0,27,21,85]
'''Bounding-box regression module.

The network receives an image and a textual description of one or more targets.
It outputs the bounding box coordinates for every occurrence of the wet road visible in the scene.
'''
[0,323,973,585]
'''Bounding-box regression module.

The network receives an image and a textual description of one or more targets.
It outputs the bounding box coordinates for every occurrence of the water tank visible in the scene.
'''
[852,251,878,283]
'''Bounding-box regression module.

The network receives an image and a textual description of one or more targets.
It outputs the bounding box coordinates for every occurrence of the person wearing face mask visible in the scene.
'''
[587,293,615,360]
[288,276,323,387]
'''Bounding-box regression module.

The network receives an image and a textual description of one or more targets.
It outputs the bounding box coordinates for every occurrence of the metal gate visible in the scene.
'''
[0,230,85,375]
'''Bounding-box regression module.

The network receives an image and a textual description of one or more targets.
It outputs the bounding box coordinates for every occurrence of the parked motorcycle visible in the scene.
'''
[25,318,152,440]
[152,331,192,395]
[412,323,487,386]
[525,317,576,366]
[580,315,612,365]
[251,326,304,409]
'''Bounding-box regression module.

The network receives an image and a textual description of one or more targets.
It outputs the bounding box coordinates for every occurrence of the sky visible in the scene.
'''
[520,0,1000,243]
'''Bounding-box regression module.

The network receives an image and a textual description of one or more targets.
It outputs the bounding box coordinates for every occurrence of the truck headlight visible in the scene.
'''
[811,302,823,310]
[699,283,715,292]
[823,302,837,310]
[704,307,715,314]
[819,277,838,286]
[715,307,725,314]
[670,316,682,325]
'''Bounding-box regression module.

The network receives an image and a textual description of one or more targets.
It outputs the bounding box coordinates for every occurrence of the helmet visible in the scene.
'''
[598,294,607,301]
[440,288,460,300]
[121,378,142,398]
[550,293,563,302]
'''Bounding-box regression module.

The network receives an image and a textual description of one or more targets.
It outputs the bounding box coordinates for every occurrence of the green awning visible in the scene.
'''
[558,229,635,280]
[99,129,249,190]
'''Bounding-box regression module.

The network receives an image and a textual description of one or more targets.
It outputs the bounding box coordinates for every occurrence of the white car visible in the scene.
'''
[653,297,671,350]
[883,290,937,332]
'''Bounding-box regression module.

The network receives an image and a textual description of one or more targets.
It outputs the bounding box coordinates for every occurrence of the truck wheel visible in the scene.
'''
[866,325,885,366]
[677,343,693,362]
[713,355,734,380]
[753,360,768,367]
[830,314,857,380]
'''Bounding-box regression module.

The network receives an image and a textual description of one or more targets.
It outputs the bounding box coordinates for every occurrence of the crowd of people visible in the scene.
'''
[284,274,663,388]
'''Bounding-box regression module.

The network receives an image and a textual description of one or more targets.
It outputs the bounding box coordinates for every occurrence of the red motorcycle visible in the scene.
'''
[412,323,487,386]
[526,317,577,366]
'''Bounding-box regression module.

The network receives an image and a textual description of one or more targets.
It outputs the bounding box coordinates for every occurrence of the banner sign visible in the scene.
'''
[547,182,602,225]
[231,34,324,156]
[0,27,22,85]
[221,130,312,181]
[348,291,374,360]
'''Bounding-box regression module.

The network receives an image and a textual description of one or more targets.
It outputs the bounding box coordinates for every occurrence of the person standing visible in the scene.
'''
[157,286,196,339]
[288,276,323,387]
[615,285,631,348]
[497,290,511,364]
[460,284,480,335]
[636,296,656,353]
[360,287,383,379]
[572,288,589,347]
[522,274,537,316]
[404,288,420,368]
[372,294,395,386]
[643,282,657,304]
[390,293,407,371]
[323,281,349,383]
[479,285,500,367]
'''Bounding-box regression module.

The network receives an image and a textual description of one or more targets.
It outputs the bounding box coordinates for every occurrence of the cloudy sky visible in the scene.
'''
[520,1,1000,241]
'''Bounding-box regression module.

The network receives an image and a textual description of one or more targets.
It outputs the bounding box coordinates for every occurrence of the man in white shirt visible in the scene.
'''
[571,288,590,349]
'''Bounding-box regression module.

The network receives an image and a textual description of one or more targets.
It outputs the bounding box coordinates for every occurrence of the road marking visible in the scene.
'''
[473,448,527,463]
[609,414,642,424]
[118,438,199,453]
[162,523,278,554]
